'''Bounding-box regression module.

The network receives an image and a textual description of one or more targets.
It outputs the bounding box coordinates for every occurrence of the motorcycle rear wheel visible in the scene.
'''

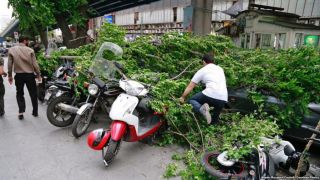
[201,152,248,179]
[103,139,121,166]
[71,108,92,138]
[46,95,76,127]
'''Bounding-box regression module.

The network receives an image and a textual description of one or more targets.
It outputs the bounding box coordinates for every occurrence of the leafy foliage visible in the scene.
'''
[37,24,319,179]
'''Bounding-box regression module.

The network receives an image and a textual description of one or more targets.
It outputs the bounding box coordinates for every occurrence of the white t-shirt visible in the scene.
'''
[191,64,228,101]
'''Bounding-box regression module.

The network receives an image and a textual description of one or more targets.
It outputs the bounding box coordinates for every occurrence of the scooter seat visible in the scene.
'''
[308,103,320,114]
[137,98,152,114]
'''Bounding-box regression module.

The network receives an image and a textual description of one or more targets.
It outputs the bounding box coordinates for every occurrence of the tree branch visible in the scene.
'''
[171,61,197,80]
[167,130,200,152]
[190,112,205,152]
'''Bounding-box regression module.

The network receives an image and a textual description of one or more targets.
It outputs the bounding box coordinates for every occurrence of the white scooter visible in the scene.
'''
[87,70,166,166]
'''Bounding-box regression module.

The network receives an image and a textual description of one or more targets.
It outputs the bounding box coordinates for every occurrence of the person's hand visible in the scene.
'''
[179,97,185,104]
[37,76,42,83]
[8,77,13,85]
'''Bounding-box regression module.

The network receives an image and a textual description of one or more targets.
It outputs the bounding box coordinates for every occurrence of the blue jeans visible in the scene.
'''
[188,92,226,123]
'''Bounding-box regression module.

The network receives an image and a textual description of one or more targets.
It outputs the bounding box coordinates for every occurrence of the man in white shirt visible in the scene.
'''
[179,54,228,125]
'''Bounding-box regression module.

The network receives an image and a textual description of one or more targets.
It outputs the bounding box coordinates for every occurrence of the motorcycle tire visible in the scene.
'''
[46,95,76,127]
[103,139,121,166]
[37,85,45,103]
[71,108,92,138]
[201,152,248,179]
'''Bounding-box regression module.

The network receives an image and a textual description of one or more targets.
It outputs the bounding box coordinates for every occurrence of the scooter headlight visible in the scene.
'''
[88,84,98,95]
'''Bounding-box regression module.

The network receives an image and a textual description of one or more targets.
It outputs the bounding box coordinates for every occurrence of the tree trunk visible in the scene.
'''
[55,14,74,48]
[70,5,89,48]
[39,30,48,50]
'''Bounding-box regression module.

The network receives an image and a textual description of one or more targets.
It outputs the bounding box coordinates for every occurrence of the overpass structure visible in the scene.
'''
[0,0,162,38]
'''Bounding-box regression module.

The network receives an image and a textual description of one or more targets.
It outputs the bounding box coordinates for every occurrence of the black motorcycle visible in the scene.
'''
[38,62,75,103]
[71,77,122,138]
[46,75,86,127]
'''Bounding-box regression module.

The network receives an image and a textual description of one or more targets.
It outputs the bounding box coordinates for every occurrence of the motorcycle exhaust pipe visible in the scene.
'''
[57,103,79,114]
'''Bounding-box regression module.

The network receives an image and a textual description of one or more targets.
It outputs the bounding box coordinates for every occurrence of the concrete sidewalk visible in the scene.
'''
[0,57,181,180]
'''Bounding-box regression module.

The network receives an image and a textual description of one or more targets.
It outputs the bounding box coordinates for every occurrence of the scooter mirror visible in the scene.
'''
[284,144,295,156]
[114,62,123,71]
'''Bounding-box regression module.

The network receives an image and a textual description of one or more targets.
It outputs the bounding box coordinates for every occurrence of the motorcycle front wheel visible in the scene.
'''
[103,139,121,166]
[201,152,248,179]
[71,108,92,138]
[37,85,45,103]
[46,95,76,127]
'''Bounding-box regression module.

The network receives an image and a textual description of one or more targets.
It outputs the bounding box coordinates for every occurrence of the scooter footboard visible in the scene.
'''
[111,121,127,141]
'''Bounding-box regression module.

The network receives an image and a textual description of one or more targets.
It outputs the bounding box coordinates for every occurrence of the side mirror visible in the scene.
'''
[284,145,295,156]
[114,62,124,70]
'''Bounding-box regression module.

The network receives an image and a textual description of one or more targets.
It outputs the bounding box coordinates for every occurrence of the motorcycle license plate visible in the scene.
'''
[44,91,52,100]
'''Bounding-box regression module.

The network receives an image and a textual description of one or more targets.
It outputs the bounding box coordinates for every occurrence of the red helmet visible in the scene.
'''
[87,129,110,150]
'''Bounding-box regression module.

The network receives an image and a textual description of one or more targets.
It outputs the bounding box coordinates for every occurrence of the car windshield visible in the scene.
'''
[89,42,123,80]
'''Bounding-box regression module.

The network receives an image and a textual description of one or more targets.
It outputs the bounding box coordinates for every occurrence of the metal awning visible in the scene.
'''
[88,0,160,17]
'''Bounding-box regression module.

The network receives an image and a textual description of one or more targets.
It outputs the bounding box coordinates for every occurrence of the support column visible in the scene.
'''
[191,0,213,35]
[248,0,255,10]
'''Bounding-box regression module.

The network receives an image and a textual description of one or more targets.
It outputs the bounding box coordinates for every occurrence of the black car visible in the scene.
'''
[227,89,320,145]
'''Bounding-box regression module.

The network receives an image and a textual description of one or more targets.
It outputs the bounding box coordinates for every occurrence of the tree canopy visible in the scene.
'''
[8,0,91,48]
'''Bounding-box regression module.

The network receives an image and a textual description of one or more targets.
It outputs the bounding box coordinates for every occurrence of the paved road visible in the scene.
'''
[0,57,181,180]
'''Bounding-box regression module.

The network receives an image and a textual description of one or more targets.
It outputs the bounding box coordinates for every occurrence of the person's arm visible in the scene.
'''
[179,69,203,103]
[0,58,5,76]
[8,50,14,84]
[179,82,197,103]
[31,51,41,78]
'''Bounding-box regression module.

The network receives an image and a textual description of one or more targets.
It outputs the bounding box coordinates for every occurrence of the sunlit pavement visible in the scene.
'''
[0,57,181,180]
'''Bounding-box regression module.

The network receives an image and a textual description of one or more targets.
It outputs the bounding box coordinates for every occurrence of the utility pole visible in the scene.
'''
[191,0,214,35]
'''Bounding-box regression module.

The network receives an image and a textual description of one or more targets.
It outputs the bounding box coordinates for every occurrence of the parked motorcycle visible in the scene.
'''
[46,74,85,127]
[71,76,122,138]
[201,137,310,179]
[87,45,166,166]
[38,62,75,103]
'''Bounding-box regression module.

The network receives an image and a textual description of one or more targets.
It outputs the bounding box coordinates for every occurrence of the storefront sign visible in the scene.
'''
[304,35,319,47]
[104,15,113,24]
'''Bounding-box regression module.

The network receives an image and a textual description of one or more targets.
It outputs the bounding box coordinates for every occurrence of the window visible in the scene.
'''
[261,34,271,49]
[294,33,303,48]
[134,12,139,24]
[274,33,286,49]
[278,33,286,49]
[255,33,261,48]
[240,34,246,48]
[246,33,250,48]
[240,33,250,48]
[173,7,177,22]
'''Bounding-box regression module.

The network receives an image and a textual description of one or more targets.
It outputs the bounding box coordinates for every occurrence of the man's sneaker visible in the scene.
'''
[199,103,211,124]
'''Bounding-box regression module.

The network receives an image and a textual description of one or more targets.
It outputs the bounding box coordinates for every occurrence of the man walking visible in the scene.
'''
[8,36,41,120]
[179,53,228,125]
[0,57,7,117]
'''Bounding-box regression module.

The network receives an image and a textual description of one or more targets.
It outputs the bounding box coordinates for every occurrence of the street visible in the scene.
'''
[0,57,181,180]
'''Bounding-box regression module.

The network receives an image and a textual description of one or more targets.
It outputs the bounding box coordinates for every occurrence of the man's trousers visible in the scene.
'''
[14,73,38,114]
